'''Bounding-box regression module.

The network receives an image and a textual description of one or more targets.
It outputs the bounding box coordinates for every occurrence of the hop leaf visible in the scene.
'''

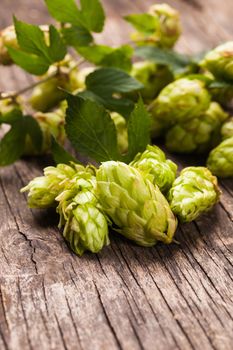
[130,145,177,193]
[207,137,233,178]
[96,161,177,246]
[168,167,220,222]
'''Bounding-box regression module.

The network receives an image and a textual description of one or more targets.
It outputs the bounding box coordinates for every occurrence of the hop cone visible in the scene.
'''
[131,4,181,49]
[221,117,233,140]
[148,4,181,48]
[201,42,233,81]
[30,56,80,112]
[56,175,109,256]
[24,108,65,155]
[168,167,220,222]
[111,112,128,154]
[30,75,68,112]
[165,102,228,154]
[151,78,211,132]
[130,61,173,101]
[207,137,233,177]
[96,161,177,246]
[130,145,177,193]
[21,163,92,208]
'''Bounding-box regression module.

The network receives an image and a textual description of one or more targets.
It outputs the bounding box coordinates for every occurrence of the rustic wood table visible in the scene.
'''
[0,1,233,349]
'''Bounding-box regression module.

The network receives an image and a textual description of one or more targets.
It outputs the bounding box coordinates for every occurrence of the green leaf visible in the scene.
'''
[48,25,67,62]
[78,45,133,71]
[78,90,134,118]
[44,0,105,33]
[124,13,158,34]
[135,46,191,73]
[209,80,233,89]
[78,67,141,117]
[62,25,93,48]
[77,45,112,63]
[13,17,49,58]
[86,67,143,95]
[124,97,151,162]
[24,115,43,153]
[51,137,78,164]
[11,17,66,74]
[65,95,119,162]
[79,0,105,33]
[44,0,81,25]
[0,119,26,166]
[0,108,23,125]
[6,47,49,75]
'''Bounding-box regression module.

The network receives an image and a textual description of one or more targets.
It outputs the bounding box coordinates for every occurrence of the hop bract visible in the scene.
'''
[151,78,211,132]
[165,102,228,153]
[130,145,177,193]
[96,161,177,246]
[168,167,220,223]
[207,137,233,177]
[201,42,233,81]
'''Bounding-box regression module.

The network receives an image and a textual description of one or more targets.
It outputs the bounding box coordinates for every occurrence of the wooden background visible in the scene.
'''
[0,1,233,349]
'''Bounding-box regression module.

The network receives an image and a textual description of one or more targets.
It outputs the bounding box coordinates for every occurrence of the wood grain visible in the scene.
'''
[0,1,233,349]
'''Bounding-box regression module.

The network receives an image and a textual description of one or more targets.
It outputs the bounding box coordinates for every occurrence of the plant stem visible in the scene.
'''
[0,57,86,101]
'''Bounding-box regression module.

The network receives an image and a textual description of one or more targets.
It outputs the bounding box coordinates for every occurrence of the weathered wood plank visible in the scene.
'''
[0,1,233,350]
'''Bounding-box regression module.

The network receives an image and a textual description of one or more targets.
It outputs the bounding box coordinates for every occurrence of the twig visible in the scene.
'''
[0,57,86,101]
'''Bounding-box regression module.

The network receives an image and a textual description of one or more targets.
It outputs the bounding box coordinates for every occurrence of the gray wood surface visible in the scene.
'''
[0,1,233,349]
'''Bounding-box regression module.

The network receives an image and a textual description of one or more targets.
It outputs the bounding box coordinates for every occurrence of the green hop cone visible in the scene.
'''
[56,173,109,256]
[21,163,86,208]
[96,161,177,246]
[130,61,173,101]
[201,42,233,81]
[64,204,109,256]
[24,108,65,155]
[148,3,181,48]
[168,167,220,223]
[165,102,228,154]
[207,137,233,177]
[110,112,128,154]
[150,78,211,135]
[30,56,80,112]
[130,145,177,193]
[131,4,181,48]
[29,75,68,112]
[221,117,233,140]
